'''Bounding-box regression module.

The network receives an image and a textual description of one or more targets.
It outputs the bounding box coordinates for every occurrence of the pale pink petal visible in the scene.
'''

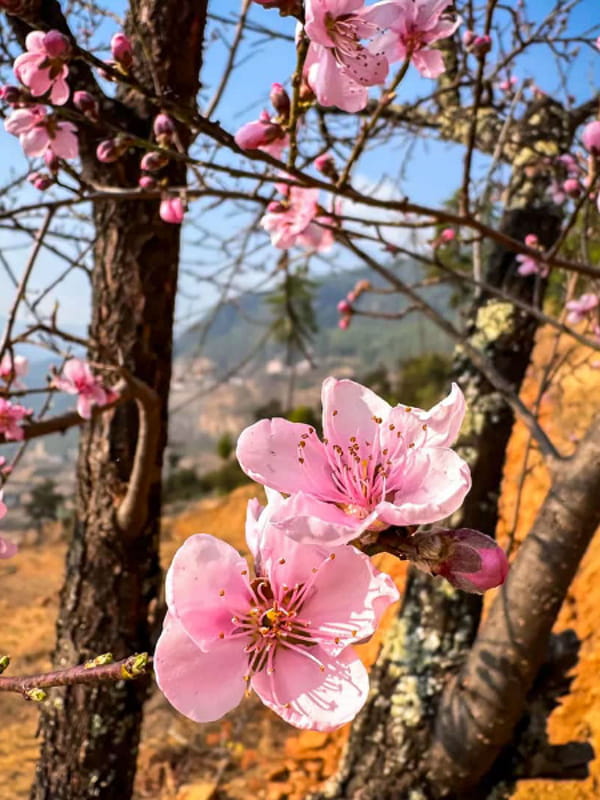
[253,646,369,731]
[236,418,340,501]
[412,48,445,78]
[5,108,45,136]
[50,73,70,105]
[24,31,47,52]
[301,544,399,652]
[166,534,252,650]
[384,383,465,450]
[154,614,247,723]
[377,447,471,526]
[21,126,50,157]
[307,45,369,112]
[268,491,372,546]
[76,395,93,419]
[321,377,391,454]
[51,123,78,159]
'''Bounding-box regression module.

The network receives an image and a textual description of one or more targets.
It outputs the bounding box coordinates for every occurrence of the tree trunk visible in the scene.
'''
[26,2,208,798]
[315,199,563,800]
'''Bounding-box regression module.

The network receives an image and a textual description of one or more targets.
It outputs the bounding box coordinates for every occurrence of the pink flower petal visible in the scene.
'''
[0,536,18,559]
[252,645,369,731]
[377,447,471,526]
[300,543,399,652]
[321,377,390,454]
[166,534,252,650]
[236,418,340,501]
[268,491,369,546]
[412,48,445,78]
[154,614,247,722]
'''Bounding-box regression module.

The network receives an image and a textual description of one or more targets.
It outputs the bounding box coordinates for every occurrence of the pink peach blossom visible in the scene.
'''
[237,379,471,546]
[0,353,28,387]
[304,0,399,112]
[376,0,461,79]
[154,494,399,729]
[0,398,31,441]
[13,30,71,105]
[260,184,334,251]
[52,358,107,419]
[565,293,599,325]
[4,105,78,160]
[234,115,288,155]
[408,528,508,593]
[516,253,548,277]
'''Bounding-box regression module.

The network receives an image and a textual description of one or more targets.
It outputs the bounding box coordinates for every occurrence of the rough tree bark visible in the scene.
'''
[1,1,208,798]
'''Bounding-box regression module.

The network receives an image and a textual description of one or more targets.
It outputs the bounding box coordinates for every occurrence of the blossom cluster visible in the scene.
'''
[155,377,509,731]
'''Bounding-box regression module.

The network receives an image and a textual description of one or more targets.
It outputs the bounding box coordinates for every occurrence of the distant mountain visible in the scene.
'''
[175,263,457,373]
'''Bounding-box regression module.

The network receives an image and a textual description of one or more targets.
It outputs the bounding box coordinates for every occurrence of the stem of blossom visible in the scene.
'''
[0,653,151,698]
[286,31,309,169]
[337,59,411,189]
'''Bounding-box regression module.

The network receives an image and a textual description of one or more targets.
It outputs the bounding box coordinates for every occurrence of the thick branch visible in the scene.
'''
[115,373,161,537]
[429,414,600,795]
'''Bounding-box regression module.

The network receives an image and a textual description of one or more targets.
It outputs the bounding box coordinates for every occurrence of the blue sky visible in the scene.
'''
[0,0,598,335]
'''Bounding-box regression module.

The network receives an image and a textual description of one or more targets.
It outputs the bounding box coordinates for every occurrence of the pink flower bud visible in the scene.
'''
[524,233,539,248]
[440,227,456,242]
[471,35,492,57]
[267,201,286,213]
[234,119,285,151]
[140,150,169,172]
[338,316,351,330]
[139,175,157,190]
[110,33,133,69]
[159,196,185,224]
[314,152,338,180]
[42,30,71,59]
[270,82,290,120]
[337,299,352,315]
[562,178,581,198]
[0,84,25,105]
[96,138,124,163]
[582,120,600,155]
[28,171,53,191]
[153,112,176,143]
[410,529,509,593]
[44,149,59,173]
[73,90,99,121]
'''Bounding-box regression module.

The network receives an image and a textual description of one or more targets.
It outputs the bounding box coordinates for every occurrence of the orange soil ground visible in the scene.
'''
[0,325,599,799]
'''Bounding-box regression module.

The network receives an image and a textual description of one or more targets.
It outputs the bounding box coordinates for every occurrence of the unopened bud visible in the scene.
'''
[25,688,47,702]
[0,85,25,105]
[270,82,291,121]
[582,120,600,155]
[42,30,71,59]
[234,118,286,151]
[337,299,352,315]
[153,112,176,145]
[110,33,133,69]
[471,35,492,57]
[84,653,114,669]
[138,175,157,190]
[0,655,9,674]
[73,90,100,121]
[140,150,169,172]
[121,652,149,679]
[28,171,53,191]
[314,152,338,180]
[562,178,582,198]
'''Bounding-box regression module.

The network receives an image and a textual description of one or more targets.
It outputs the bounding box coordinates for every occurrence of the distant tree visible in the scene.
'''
[215,432,234,461]
[24,479,64,534]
